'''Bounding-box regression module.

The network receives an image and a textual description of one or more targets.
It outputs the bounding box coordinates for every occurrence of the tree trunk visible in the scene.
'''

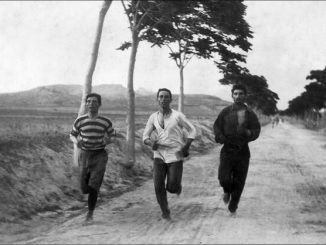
[126,31,140,167]
[78,0,112,115]
[178,65,184,112]
[74,0,112,167]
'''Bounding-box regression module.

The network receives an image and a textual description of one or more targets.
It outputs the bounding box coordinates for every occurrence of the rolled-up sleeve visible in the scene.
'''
[143,114,155,143]
[178,113,196,139]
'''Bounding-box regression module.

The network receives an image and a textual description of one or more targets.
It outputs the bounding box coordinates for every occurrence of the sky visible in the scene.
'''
[1,1,326,110]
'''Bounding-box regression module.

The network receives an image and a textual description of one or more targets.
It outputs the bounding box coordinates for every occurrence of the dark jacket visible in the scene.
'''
[213,103,261,157]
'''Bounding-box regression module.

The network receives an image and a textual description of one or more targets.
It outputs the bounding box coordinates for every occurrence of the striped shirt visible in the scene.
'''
[70,114,114,151]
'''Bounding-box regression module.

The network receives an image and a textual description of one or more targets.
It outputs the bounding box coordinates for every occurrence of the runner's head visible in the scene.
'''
[157,88,172,110]
[86,93,102,106]
[86,93,102,113]
[231,84,247,95]
[157,88,172,99]
[231,84,247,104]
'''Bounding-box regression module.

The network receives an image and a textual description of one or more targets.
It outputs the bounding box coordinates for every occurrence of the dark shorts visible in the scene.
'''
[153,158,183,193]
[78,149,108,193]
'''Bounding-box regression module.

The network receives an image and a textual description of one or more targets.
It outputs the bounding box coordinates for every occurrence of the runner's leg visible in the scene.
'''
[228,157,249,213]
[153,158,170,217]
[166,161,183,194]
[86,150,108,220]
[218,150,234,194]
[79,150,90,194]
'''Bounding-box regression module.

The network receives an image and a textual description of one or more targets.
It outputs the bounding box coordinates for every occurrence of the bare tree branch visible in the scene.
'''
[121,0,133,27]
[184,54,194,68]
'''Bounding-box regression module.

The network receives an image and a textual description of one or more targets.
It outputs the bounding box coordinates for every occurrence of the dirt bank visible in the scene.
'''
[0,120,216,243]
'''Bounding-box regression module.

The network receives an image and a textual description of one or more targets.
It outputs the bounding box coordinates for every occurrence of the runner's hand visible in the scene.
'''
[103,137,113,145]
[180,146,189,158]
[215,134,226,144]
[237,126,251,139]
[152,141,159,150]
[77,140,83,149]
[237,125,247,135]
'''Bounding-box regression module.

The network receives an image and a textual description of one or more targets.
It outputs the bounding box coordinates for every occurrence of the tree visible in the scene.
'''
[78,0,112,115]
[234,73,279,115]
[119,0,180,166]
[74,0,112,167]
[287,92,316,119]
[118,0,252,164]
[306,66,326,109]
[287,94,309,117]
[142,0,252,112]
[304,83,326,110]
[218,54,279,116]
[306,66,326,86]
[286,67,326,117]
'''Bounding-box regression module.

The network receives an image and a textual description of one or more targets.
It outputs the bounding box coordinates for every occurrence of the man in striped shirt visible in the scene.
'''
[70,93,115,222]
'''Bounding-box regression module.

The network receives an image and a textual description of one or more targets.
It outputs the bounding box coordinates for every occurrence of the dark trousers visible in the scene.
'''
[79,149,108,193]
[153,158,183,215]
[218,149,250,212]
[79,149,108,211]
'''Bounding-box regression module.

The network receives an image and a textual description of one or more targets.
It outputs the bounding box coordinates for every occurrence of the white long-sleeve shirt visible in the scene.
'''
[143,109,196,163]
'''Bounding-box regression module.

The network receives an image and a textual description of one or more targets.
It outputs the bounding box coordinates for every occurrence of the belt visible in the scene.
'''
[81,148,105,153]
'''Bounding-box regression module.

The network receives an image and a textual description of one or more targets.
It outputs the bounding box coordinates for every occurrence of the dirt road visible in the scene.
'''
[18,122,326,243]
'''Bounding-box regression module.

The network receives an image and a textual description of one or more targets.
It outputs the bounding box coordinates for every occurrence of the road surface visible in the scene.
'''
[18,121,326,243]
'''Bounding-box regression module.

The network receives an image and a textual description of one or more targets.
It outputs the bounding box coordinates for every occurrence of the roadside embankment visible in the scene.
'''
[0,120,216,225]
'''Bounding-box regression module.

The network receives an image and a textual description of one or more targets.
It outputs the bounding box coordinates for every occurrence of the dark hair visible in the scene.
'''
[231,84,247,95]
[86,93,102,106]
[157,88,172,99]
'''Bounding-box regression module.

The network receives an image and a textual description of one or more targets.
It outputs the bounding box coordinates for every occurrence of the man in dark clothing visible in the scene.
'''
[213,84,261,214]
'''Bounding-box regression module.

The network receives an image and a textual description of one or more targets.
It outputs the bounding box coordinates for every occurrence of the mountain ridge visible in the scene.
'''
[0,84,231,116]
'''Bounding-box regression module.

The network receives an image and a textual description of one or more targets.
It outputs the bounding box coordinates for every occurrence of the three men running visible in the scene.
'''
[70,84,260,221]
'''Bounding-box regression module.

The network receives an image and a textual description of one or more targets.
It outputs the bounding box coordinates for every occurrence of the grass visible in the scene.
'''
[0,106,221,137]
[0,109,145,138]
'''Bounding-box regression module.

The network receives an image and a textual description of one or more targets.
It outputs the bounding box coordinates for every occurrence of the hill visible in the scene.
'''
[0,84,231,117]
[0,84,126,108]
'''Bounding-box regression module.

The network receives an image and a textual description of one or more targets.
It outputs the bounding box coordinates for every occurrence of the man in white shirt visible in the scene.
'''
[143,88,196,220]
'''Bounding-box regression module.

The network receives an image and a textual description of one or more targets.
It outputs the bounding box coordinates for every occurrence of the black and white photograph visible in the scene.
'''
[0,1,326,244]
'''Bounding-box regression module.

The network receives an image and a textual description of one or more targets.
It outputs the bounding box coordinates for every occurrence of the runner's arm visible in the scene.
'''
[70,123,83,148]
[178,113,196,140]
[247,111,261,142]
[70,134,83,148]
[178,113,196,156]
[213,110,227,144]
[143,115,158,149]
